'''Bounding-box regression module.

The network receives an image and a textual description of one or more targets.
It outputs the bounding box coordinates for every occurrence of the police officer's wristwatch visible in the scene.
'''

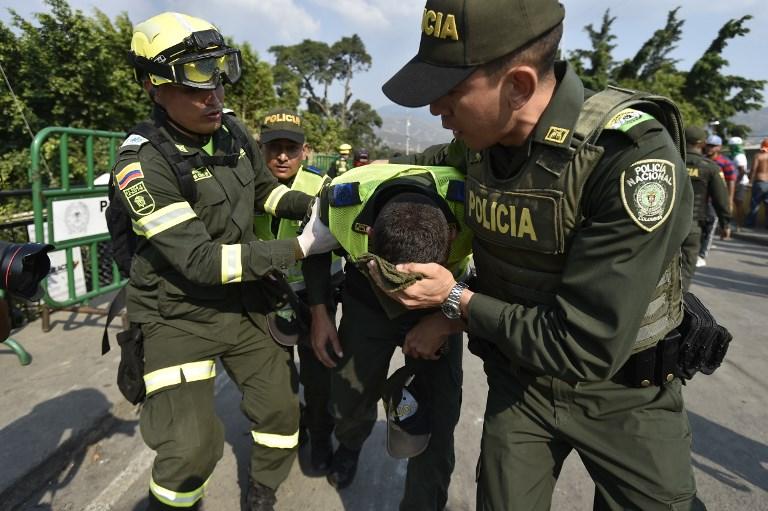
[441,282,468,320]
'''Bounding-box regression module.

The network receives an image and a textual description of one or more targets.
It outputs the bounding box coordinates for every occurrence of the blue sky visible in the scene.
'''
[2,0,766,114]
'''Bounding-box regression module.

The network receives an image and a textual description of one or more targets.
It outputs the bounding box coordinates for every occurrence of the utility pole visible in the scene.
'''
[405,117,411,156]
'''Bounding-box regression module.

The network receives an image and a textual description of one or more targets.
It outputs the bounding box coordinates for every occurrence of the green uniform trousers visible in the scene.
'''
[330,289,463,511]
[297,343,334,439]
[140,314,299,506]
[681,225,703,292]
[477,360,697,511]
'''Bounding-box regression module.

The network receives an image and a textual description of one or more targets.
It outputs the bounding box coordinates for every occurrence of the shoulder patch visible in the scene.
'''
[120,133,149,149]
[605,108,654,132]
[115,162,144,191]
[305,165,324,176]
[620,159,676,232]
[122,182,156,216]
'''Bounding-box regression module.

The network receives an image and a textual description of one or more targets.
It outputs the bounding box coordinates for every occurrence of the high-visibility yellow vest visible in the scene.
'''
[327,163,472,276]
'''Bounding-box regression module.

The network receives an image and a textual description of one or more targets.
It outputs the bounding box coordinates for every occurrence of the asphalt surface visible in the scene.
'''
[1,228,766,511]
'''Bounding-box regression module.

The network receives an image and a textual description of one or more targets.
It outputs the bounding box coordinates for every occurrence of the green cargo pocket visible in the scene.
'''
[139,382,201,451]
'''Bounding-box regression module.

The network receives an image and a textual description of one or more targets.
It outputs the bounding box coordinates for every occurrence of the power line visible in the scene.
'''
[0,59,51,176]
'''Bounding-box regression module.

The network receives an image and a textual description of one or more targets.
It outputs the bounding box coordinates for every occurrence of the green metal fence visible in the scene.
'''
[307,154,340,173]
[29,126,127,331]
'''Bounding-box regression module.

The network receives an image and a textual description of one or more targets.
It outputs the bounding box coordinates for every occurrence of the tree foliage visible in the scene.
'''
[269,35,382,151]
[568,9,765,139]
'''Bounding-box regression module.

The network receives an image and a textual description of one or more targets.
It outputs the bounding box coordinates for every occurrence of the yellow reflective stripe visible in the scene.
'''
[263,184,290,215]
[135,202,197,238]
[221,244,243,284]
[131,220,145,237]
[143,360,216,395]
[251,429,300,449]
[150,475,209,507]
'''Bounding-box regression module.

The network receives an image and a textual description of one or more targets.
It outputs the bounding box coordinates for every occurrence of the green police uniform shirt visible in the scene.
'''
[687,149,730,226]
[111,109,312,342]
[406,62,693,382]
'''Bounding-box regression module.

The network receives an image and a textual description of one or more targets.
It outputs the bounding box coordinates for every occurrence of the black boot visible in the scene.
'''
[326,444,361,490]
[246,481,277,511]
[310,434,334,473]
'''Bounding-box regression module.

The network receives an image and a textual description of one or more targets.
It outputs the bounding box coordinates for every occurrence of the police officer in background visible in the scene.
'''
[681,126,731,290]
[255,108,340,473]
[328,143,352,178]
[374,0,698,509]
[117,12,336,510]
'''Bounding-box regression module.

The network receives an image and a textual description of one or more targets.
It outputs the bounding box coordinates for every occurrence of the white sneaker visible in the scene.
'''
[696,257,707,268]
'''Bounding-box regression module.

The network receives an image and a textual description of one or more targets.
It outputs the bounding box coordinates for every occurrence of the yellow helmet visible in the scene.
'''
[338,143,352,155]
[129,12,242,89]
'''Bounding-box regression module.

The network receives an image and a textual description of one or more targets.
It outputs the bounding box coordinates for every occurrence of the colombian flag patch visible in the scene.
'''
[116,163,144,190]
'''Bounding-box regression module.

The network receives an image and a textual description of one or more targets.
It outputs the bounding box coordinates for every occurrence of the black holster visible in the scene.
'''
[117,325,146,405]
[676,292,733,380]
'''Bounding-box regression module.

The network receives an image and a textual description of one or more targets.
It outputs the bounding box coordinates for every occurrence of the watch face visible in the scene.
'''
[441,301,460,320]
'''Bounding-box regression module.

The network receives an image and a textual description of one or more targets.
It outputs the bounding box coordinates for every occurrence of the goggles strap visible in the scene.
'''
[130,52,175,81]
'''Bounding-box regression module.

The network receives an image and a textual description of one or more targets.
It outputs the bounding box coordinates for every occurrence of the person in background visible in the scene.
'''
[353,148,371,167]
[704,135,735,241]
[255,108,342,475]
[328,143,352,178]
[728,136,749,229]
[681,126,730,285]
[745,138,768,229]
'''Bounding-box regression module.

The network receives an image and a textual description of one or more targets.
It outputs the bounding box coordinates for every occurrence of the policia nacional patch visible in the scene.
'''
[620,159,675,232]
[122,181,156,216]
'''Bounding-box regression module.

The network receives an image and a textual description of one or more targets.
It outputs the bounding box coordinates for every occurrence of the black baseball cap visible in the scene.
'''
[260,108,305,144]
[383,0,565,107]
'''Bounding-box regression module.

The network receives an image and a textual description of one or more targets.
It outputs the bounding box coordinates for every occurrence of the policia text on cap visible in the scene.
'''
[374,0,701,509]
[114,12,337,511]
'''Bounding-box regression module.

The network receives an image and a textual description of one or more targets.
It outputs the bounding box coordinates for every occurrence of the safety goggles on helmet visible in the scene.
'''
[168,48,242,88]
[130,29,242,89]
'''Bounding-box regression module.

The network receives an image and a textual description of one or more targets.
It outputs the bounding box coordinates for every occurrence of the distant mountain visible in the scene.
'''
[732,107,768,145]
[375,104,451,153]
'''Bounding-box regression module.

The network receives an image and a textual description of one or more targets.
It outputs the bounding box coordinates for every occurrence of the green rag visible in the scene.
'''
[355,253,424,319]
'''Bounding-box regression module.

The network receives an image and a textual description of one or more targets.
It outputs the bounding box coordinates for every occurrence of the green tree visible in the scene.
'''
[568,10,617,91]
[567,9,764,138]
[0,0,144,202]
[682,15,765,135]
[268,35,382,150]
[614,7,683,82]
[226,41,280,130]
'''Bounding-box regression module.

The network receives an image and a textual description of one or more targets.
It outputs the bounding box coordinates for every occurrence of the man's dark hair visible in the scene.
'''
[370,193,450,265]
[481,22,563,80]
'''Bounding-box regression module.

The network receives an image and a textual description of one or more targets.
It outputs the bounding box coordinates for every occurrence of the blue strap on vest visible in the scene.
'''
[329,182,362,207]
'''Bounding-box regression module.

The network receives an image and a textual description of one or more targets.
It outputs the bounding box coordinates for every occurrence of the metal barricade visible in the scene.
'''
[29,127,128,331]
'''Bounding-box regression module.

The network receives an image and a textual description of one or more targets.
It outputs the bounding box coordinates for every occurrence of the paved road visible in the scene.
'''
[2,235,766,511]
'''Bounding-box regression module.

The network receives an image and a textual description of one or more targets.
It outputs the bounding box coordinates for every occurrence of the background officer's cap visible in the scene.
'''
[383,0,565,107]
[684,126,707,145]
[260,108,305,144]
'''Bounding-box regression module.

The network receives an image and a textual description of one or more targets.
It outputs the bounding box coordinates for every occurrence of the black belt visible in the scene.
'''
[612,330,681,388]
